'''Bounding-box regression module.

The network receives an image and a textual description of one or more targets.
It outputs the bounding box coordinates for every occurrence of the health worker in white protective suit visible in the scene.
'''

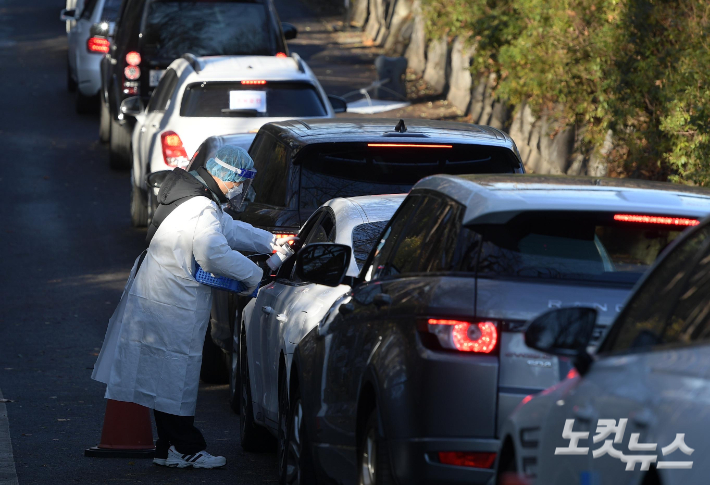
[92,145,294,469]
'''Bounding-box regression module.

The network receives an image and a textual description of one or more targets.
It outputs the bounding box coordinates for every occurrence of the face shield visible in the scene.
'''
[221,165,256,211]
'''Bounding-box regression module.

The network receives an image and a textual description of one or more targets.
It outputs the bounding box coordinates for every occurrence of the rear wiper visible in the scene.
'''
[221,108,259,117]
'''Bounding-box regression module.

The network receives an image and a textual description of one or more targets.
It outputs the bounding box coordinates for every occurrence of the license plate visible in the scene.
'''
[149,69,165,87]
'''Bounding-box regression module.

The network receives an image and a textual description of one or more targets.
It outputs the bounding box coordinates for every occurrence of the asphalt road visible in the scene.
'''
[0,0,372,483]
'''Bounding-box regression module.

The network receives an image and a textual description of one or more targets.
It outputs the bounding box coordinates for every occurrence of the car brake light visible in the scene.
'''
[439,451,496,469]
[241,80,267,85]
[425,319,497,353]
[87,37,110,54]
[124,66,140,80]
[367,143,453,148]
[161,131,189,168]
[566,368,579,379]
[276,52,288,58]
[613,214,699,226]
[125,51,141,66]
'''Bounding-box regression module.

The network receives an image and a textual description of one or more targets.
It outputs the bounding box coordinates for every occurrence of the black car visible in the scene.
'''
[99,0,296,169]
[186,118,525,406]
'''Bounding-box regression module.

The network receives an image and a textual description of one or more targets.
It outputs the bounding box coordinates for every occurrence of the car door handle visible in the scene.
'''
[373,293,391,308]
[262,306,273,315]
[151,123,158,128]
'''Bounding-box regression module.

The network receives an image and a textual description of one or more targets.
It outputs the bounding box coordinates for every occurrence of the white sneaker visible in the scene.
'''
[165,445,226,469]
[153,457,167,466]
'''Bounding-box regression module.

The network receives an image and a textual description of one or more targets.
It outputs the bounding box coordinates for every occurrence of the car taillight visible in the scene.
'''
[124,66,140,80]
[276,52,287,58]
[270,233,297,252]
[161,131,189,168]
[87,37,110,54]
[125,51,141,66]
[424,319,497,353]
[367,143,453,148]
[241,80,266,85]
[439,451,496,469]
[613,214,699,226]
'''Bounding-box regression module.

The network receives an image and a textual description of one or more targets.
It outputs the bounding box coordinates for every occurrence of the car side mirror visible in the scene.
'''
[146,170,171,189]
[282,22,298,40]
[525,307,597,375]
[60,9,77,21]
[295,243,351,287]
[328,95,347,114]
[120,96,145,117]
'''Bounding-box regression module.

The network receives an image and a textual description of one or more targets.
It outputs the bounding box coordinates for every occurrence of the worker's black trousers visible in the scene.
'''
[153,410,207,457]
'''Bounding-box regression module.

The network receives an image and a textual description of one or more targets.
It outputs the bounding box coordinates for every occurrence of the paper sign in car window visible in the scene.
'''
[230,90,267,113]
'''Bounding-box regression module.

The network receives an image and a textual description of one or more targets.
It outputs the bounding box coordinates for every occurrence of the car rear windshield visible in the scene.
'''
[298,143,519,214]
[143,1,275,61]
[180,82,327,118]
[471,211,693,286]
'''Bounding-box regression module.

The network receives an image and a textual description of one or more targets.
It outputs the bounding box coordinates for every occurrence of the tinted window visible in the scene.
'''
[352,221,388,270]
[365,196,420,281]
[664,249,710,344]
[250,133,289,208]
[306,214,335,244]
[143,1,275,61]
[387,197,444,275]
[180,82,326,118]
[600,225,710,353]
[473,211,690,285]
[297,143,518,215]
[81,0,99,19]
[100,0,123,21]
[147,68,178,112]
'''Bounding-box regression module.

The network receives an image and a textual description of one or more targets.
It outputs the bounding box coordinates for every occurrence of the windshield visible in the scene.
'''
[298,143,519,215]
[143,1,275,60]
[180,82,327,118]
[473,211,692,286]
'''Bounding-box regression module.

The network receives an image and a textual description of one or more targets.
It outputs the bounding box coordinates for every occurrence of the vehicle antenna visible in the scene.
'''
[394,119,407,133]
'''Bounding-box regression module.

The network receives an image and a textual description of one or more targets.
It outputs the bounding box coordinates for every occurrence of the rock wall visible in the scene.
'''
[352,0,609,176]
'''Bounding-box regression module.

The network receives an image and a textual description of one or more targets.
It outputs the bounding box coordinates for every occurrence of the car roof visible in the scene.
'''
[258,118,518,150]
[180,55,314,83]
[326,194,407,226]
[413,174,710,224]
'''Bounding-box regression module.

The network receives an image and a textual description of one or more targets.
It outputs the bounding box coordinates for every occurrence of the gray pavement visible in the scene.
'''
[0,0,374,483]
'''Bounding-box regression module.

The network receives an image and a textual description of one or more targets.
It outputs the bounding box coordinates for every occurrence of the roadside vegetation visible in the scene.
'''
[422,0,710,184]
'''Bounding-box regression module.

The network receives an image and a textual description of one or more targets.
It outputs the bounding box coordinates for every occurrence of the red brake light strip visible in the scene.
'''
[614,214,699,226]
[367,143,452,148]
[241,80,267,85]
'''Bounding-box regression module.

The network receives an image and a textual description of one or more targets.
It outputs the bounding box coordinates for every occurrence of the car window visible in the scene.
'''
[472,211,690,286]
[352,221,389,271]
[600,224,710,354]
[147,68,178,112]
[81,0,99,19]
[386,197,444,276]
[663,247,710,344]
[100,0,122,21]
[179,82,327,118]
[364,196,420,281]
[142,1,276,61]
[305,213,335,245]
[250,133,289,208]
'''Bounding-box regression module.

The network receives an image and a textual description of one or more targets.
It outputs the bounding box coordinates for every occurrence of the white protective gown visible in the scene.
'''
[92,196,274,416]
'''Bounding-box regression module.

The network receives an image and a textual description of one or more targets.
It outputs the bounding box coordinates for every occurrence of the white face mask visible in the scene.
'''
[225,183,243,200]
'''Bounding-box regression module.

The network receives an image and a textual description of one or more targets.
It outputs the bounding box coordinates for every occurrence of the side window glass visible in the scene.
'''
[147,68,177,112]
[251,134,288,208]
[365,196,420,281]
[600,225,710,354]
[81,0,99,19]
[418,202,467,273]
[306,214,335,245]
[386,196,443,276]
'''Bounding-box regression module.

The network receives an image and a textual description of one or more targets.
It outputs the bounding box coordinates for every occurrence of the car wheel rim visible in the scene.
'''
[285,399,303,484]
[360,427,376,485]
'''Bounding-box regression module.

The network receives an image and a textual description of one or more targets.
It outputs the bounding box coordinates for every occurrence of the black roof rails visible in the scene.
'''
[182,53,203,73]
[291,53,306,73]
[395,119,407,133]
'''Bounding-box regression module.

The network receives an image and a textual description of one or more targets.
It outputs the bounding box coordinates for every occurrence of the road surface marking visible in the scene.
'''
[0,388,18,485]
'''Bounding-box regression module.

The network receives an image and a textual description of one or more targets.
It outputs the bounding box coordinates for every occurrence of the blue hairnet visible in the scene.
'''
[206,145,255,183]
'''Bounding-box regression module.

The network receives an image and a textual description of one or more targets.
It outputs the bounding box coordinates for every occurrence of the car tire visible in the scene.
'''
[99,96,110,143]
[76,92,98,115]
[358,409,395,485]
[228,316,241,414]
[130,180,149,228]
[279,375,317,485]
[240,329,274,452]
[67,57,77,93]
[109,117,132,170]
[200,323,229,384]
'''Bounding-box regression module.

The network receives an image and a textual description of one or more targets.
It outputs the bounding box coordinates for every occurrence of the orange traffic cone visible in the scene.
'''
[85,399,155,458]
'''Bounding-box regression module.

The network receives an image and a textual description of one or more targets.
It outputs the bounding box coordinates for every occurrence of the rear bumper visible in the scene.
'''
[390,437,498,485]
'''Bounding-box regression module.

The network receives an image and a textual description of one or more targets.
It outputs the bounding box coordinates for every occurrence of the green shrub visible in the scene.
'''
[421,0,710,185]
